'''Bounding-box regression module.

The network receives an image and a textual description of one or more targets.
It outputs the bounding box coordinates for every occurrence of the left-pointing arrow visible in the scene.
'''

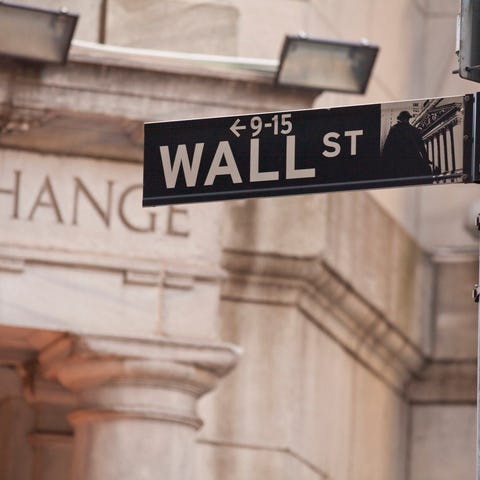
[230,118,247,138]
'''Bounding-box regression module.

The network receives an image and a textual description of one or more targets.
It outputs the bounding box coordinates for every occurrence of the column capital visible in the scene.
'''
[37,334,241,429]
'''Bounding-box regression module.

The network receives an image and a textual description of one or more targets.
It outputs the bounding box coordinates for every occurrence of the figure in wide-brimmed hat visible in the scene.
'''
[382,110,432,179]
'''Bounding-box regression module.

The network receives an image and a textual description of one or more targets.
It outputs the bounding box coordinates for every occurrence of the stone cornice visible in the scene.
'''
[222,248,425,391]
[68,41,278,88]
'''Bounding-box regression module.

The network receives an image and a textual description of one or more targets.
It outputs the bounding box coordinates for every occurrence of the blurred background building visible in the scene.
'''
[0,1,477,479]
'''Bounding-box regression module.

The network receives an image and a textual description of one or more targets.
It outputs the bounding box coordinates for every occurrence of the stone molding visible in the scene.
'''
[0,255,24,273]
[38,334,241,429]
[0,248,224,286]
[0,249,225,338]
[407,359,477,404]
[222,248,425,391]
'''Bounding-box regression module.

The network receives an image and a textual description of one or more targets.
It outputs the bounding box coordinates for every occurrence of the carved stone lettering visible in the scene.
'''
[0,170,21,219]
[73,177,113,227]
[167,205,190,237]
[27,176,64,224]
[0,167,190,238]
[118,185,157,233]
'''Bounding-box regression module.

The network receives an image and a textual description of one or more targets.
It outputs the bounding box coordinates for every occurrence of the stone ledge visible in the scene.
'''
[407,359,477,403]
[0,247,224,285]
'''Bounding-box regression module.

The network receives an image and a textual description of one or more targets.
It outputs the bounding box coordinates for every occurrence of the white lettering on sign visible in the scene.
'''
[344,130,364,156]
[160,143,203,188]
[286,135,315,179]
[250,138,279,182]
[158,128,365,189]
[230,113,293,138]
[323,132,341,158]
[322,130,364,158]
[204,141,242,186]
[230,119,247,138]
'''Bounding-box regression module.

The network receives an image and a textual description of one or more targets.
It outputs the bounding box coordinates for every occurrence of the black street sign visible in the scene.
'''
[143,94,478,207]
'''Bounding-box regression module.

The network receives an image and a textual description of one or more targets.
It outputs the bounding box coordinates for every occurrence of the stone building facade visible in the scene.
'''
[0,1,478,479]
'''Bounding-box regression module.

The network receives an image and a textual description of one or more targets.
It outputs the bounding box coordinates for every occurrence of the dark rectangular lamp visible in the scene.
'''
[276,35,379,94]
[0,1,78,64]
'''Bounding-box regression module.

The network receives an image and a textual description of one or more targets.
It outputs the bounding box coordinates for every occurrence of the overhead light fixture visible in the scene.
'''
[0,1,78,64]
[275,35,379,94]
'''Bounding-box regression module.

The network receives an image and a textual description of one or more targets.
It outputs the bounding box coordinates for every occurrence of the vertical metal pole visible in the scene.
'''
[477,217,480,480]
[473,93,479,480]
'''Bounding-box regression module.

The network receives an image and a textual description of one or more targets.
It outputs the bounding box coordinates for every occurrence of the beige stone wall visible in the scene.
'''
[0,1,477,479]
[198,301,409,480]
[410,405,476,480]
[408,257,477,480]
[105,0,239,55]
[197,189,429,479]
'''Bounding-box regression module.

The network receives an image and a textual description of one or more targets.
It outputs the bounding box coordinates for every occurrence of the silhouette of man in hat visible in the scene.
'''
[382,110,432,179]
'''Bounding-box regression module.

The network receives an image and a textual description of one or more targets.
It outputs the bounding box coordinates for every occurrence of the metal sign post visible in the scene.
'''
[143,94,477,207]
[476,98,480,480]
[478,289,480,480]
[476,217,480,480]
[477,213,480,480]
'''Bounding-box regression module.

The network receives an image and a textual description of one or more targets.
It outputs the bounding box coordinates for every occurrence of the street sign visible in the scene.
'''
[143,94,477,207]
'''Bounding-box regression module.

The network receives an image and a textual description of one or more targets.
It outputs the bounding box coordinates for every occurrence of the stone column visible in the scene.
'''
[24,378,76,480]
[38,334,240,480]
[0,366,34,480]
